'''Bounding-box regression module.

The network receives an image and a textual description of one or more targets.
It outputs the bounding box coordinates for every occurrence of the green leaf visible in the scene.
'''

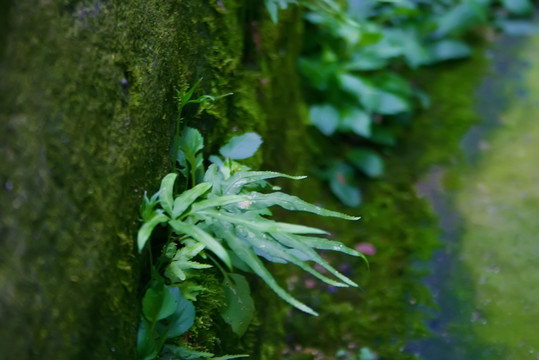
[161,345,248,360]
[178,78,203,106]
[359,346,377,360]
[434,2,487,37]
[164,242,177,259]
[165,240,213,282]
[142,283,177,323]
[179,127,205,175]
[375,91,409,115]
[346,149,384,178]
[309,104,340,136]
[177,239,207,259]
[137,214,169,252]
[168,220,232,269]
[176,148,188,177]
[339,73,409,115]
[236,226,349,287]
[229,251,251,273]
[219,133,263,160]
[364,34,402,59]
[178,280,207,301]
[189,194,251,213]
[222,171,306,195]
[498,20,537,36]
[204,164,224,192]
[345,51,387,71]
[398,29,431,68]
[201,209,328,235]
[137,318,158,360]
[172,182,212,218]
[502,0,532,15]
[165,287,195,338]
[245,192,360,220]
[428,39,472,63]
[339,108,371,137]
[374,72,413,97]
[299,235,368,264]
[221,273,255,337]
[180,126,204,155]
[165,261,187,282]
[264,0,279,23]
[330,179,361,207]
[209,154,225,168]
[159,173,177,216]
[140,190,160,222]
[217,227,318,316]
[165,240,212,282]
[161,345,213,359]
[325,162,361,207]
[272,232,364,285]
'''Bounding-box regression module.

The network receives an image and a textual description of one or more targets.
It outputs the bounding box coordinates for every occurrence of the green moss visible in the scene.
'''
[182,269,226,353]
[0,0,292,357]
[0,0,313,356]
[0,0,495,358]
[262,31,495,360]
[451,34,539,359]
[397,47,489,177]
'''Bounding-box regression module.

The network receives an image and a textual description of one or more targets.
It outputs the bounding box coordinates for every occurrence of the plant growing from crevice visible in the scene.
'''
[137,81,243,360]
[139,127,366,315]
[137,82,366,359]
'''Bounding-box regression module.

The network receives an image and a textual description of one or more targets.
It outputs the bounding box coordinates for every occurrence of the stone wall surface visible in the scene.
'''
[0,1,305,358]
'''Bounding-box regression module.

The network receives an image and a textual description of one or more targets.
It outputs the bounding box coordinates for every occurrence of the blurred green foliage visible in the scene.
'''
[269,0,535,205]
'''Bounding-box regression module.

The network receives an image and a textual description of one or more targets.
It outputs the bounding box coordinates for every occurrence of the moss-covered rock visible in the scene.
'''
[0,0,493,358]
[0,1,306,358]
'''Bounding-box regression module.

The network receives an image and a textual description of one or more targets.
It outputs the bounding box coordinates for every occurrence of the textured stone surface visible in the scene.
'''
[0,1,305,358]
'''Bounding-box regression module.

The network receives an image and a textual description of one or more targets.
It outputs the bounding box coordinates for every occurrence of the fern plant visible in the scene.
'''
[138,127,366,316]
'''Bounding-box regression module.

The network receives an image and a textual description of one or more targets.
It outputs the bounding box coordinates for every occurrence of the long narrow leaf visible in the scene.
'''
[236,226,348,287]
[189,194,251,213]
[161,345,212,359]
[159,173,178,216]
[217,226,318,316]
[246,191,360,220]
[168,220,231,269]
[179,78,203,104]
[298,234,369,265]
[172,182,212,218]
[201,209,327,235]
[272,232,360,287]
[222,171,306,195]
[137,214,169,252]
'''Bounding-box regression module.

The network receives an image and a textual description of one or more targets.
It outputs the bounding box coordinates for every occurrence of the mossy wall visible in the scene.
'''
[0,0,496,358]
[0,1,306,358]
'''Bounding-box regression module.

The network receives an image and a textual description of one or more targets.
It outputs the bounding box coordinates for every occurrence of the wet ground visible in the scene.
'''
[412,33,539,359]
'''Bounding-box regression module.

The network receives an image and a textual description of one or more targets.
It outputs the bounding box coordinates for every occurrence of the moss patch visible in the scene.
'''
[455,34,539,359]
[272,31,494,360]
[0,0,306,357]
